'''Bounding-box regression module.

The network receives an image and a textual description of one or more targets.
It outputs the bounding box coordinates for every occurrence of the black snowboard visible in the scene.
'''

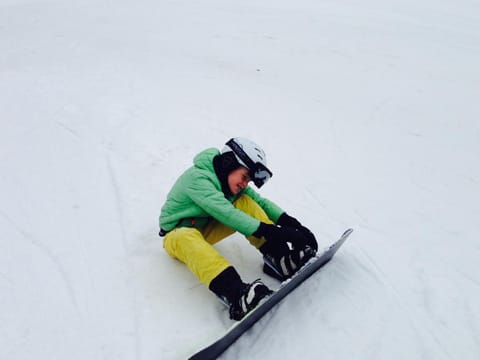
[188,228,354,360]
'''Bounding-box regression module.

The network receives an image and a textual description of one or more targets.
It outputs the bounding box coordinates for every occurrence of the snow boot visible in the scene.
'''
[263,245,316,281]
[209,266,272,321]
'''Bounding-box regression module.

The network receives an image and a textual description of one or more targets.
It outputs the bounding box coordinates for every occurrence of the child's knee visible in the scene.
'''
[234,194,272,224]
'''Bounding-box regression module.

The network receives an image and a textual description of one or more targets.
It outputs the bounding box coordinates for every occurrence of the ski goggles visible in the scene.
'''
[226,138,273,188]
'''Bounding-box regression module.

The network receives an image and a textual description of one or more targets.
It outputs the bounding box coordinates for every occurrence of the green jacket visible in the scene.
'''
[159,148,284,236]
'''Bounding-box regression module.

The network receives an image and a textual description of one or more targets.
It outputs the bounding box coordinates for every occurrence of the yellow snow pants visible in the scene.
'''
[163,194,274,287]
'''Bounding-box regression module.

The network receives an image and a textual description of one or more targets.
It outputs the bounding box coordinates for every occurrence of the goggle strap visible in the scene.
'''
[226,138,257,171]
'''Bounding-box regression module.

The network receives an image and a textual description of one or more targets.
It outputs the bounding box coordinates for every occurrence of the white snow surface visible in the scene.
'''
[1,0,480,359]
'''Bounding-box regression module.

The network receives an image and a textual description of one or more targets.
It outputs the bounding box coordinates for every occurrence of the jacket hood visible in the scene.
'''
[193,148,220,171]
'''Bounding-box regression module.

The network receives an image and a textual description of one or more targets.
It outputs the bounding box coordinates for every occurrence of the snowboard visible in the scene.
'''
[188,228,354,360]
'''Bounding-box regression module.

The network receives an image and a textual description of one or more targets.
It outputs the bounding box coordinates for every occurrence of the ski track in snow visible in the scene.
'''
[54,119,82,140]
[0,209,80,314]
[105,154,129,253]
[104,154,143,360]
[455,268,480,289]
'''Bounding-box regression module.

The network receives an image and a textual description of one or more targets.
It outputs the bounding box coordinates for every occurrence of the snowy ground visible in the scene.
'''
[1,0,480,359]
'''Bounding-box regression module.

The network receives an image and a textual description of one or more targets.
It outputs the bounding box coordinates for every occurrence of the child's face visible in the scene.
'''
[228,167,251,195]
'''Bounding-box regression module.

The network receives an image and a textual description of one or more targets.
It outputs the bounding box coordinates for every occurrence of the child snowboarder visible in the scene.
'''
[159,137,318,320]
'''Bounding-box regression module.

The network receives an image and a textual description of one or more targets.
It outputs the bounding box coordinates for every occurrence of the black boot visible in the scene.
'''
[209,266,244,305]
[209,267,272,321]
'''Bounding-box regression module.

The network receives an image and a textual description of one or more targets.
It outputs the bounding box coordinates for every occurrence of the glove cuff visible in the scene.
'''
[277,213,301,228]
[252,222,269,238]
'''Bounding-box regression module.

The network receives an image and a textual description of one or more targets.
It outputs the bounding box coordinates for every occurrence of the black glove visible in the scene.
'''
[255,222,316,281]
[277,213,318,251]
[255,223,304,256]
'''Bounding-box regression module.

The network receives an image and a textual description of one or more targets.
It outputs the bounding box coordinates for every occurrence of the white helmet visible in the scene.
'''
[222,137,273,188]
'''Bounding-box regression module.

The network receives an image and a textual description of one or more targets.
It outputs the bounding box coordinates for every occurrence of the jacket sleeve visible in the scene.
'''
[185,173,261,236]
[243,186,285,223]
